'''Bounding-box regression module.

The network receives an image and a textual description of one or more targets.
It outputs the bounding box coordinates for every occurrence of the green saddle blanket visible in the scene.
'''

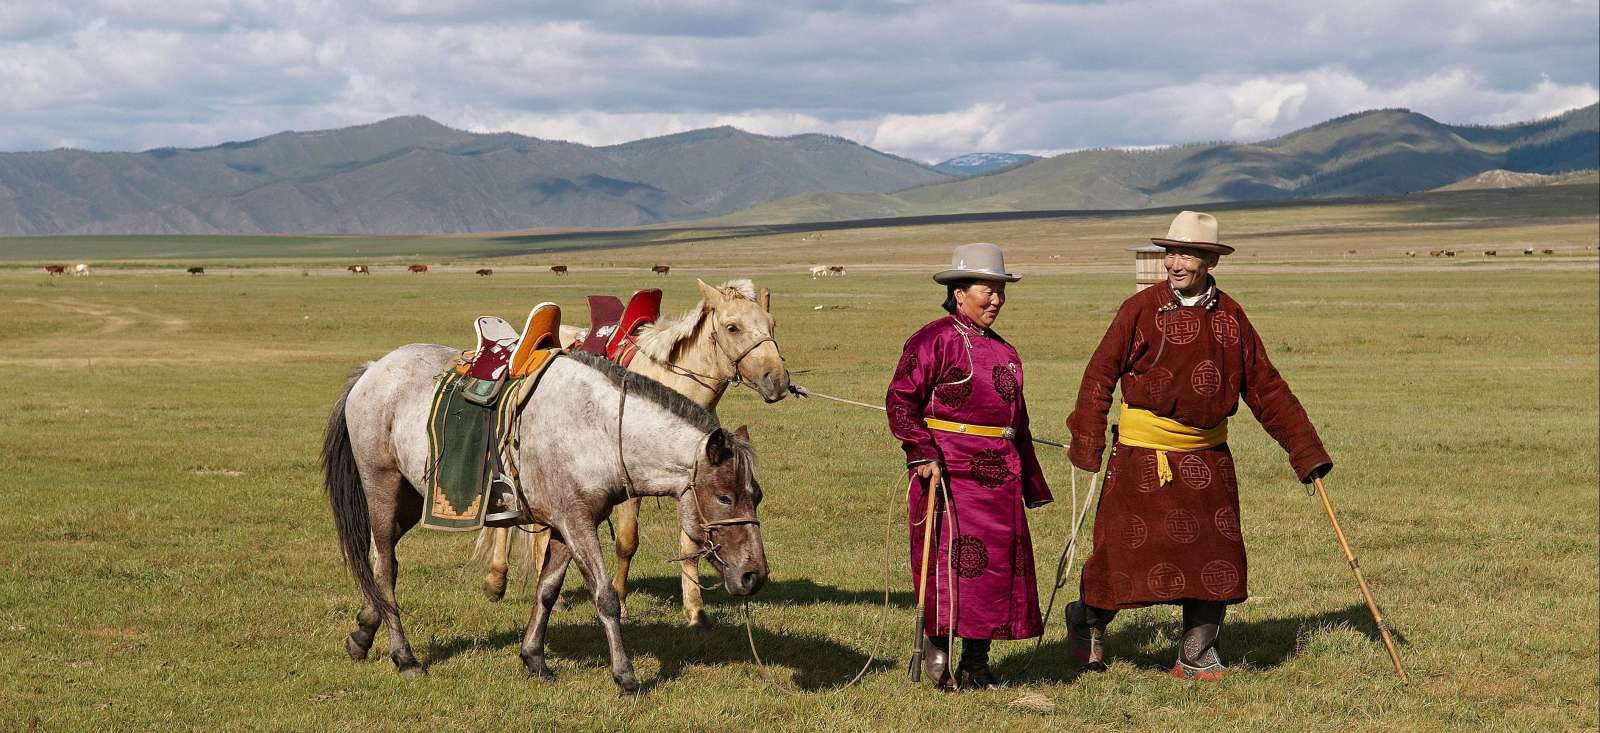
[423,351,560,531]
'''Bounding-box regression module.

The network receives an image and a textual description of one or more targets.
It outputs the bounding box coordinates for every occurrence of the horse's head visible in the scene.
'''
[683,425,768,596]
[697,279,790,403]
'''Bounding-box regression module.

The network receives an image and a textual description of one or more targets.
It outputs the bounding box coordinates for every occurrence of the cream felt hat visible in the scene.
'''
[1151,210,1235,255]
[933,242,1021,284]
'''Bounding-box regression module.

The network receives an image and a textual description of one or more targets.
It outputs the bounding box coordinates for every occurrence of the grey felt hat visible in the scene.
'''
[933,242,1021,284]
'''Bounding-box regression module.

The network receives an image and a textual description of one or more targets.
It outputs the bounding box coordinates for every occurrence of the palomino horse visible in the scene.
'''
[481,278,788,627]
[324,347,767,692]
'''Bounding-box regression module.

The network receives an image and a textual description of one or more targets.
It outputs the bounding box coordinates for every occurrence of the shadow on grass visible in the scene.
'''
[624,575,914,608]
[997,602,1407,683]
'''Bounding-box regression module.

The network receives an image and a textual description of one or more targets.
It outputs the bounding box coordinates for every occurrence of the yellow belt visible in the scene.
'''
[924,417,1015,440]
[1117,403,1227,486]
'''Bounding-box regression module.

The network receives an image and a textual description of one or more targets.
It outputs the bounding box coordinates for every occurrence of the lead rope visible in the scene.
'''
[1020,464,1102,678]
[739,469,908,695]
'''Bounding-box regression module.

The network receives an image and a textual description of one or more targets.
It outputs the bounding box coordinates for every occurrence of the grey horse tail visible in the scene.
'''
[322,364,394,617]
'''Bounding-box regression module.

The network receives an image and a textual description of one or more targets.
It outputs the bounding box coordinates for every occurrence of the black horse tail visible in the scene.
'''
[322,364,394,617]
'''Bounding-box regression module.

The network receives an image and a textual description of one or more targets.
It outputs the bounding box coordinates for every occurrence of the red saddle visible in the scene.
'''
[575,289,662,365]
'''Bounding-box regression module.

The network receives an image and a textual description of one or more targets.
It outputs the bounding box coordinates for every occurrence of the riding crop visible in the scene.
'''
[907,473,941,683]
[1311,477,1407,680]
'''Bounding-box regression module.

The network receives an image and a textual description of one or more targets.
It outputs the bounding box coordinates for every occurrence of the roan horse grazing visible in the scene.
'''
[324,347,767,692]
[481,279,788,627]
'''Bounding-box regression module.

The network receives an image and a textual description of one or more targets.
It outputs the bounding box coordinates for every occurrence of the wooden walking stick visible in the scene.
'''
[908,472,940,683]
[1312,477,1407,680]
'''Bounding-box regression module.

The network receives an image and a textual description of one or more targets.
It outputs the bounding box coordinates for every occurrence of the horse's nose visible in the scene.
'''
[738,568,767,595]
[759,370,790,403]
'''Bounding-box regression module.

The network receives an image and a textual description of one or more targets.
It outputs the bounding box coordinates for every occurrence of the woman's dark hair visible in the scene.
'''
[941,278,978,314]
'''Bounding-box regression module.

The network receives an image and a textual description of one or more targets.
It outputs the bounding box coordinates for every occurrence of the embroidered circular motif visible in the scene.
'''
[1191,360,1221,396]
[1179,454,1213,490]
[992,364,1018,403]
[1143,367,1174,400]
[970,449,1010,488]
[1163,309,1201,345]
[1164,509,1199,544]
[1218,456,1237,492]
[1012,536,1031,577]
[1211,311,1240,347]
[1137,453,1160,492]
[953,535,989,579]
[1121,514,1148,549]
[890,403,920,436]
[1147,562,1187,599]
[1111,572,1136,600]
[1213,507,1242,541]
[895,350,919,380]
[1200,560,1241,596]
[934,372,972,408]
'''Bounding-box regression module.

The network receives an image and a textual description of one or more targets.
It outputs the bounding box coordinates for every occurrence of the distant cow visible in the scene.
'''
[1429,250,1443,257]
[651,265,671,276]
[1404,251,1416,257]
[74,263,90,275]
[827,265,846,276]
[348,265,370,274]
[408,264,429,274]
[1444,251,1456,257]
[1345,249,1357,255]
[187,266,205,275]
[1542,249,1555,255]
[809,265,828,278]
[550,265,568,275]
[475,268,493,277]
[1524,248,1535,255]
[44,265,65,275]
[1484,250,1497,256]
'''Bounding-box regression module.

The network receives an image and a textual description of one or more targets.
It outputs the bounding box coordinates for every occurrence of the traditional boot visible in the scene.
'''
[1170,601,1228,681]
[919,635,954,691]
[1066,601,1115,671]
[954,639,999,690]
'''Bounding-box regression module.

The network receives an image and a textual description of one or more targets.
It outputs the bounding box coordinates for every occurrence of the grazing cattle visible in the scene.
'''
[809,265,828,278]
[1542,249,1555,255]
[1484,250,1497,256]
[187,266,205,275]
[827,265,846,276]
[1429,250,1443,257]
[1345,249,1357,255]
[651,265,671,276]
[1405,251,1416,257]
[1049,254,1061,260]
[348,265,370,274]
[408,264,429,274]
[44,265,65,275]
[475,268,493,277]
[549,265,568,275]
[74,263,90,275]
[1524,248,1535,255]
[1444,251,1456,257]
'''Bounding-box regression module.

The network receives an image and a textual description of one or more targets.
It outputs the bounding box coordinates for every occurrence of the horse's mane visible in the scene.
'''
[563,350,755,469]
[632,279,757,363]
[564,350,720,434]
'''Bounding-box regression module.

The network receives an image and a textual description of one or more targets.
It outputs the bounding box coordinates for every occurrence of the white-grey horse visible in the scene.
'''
[323,345,767,694]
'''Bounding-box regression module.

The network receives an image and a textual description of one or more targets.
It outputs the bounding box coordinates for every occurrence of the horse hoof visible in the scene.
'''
[522,656,555,681]
[397,663,426,679]
[686,610,713,629]
[482,582,506,602]
[345,633,371,661]
[615,676,641,697]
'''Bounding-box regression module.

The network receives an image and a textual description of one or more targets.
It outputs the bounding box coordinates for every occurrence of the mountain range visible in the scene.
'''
[0,104,1594,235]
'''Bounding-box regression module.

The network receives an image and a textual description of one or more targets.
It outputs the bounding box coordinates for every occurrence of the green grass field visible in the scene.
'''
[1,195,1596,730]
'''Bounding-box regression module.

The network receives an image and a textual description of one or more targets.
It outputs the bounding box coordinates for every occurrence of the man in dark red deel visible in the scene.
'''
[1065,211,1332,681]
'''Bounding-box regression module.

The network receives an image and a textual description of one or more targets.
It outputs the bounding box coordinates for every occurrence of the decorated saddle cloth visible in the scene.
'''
[422,347,561,531]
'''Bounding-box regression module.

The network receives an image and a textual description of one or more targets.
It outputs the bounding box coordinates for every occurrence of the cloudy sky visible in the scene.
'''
[2,1,1596,163]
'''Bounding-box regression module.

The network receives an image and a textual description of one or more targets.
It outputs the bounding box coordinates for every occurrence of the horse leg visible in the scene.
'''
[519,533,571,681]
[482,527,511,601]
[611,497,641,618]
[566,524,641,695]
[678,531,710,628]
[372,477,425,677]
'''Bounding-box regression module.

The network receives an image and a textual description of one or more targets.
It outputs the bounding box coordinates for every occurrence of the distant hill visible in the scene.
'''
[933,153,1040,176]
[1434,168,1599,191]
[720,103,1600,224]
[0,118,951,235]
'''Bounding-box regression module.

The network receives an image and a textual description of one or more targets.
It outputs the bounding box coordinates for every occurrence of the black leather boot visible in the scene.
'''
[955,639,998,690]
[1067,600,1115,671]
[1171,601,1228,681]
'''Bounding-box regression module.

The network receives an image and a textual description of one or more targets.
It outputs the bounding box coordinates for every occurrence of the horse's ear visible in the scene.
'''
[757,288,770,312]
[696,279,724,307]
[705,429,732,464]
[734,424,751,442]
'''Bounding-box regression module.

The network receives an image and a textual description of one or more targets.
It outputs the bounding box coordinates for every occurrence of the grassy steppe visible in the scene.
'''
[0,198,1596,731]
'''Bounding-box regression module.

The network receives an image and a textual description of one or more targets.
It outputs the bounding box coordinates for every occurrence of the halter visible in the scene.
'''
[621,309,779,394]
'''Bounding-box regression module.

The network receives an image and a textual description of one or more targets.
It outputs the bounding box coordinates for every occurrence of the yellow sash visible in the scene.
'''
[1117,403,1227,486]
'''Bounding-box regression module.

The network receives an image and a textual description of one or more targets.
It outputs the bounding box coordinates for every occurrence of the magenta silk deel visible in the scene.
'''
[886,313,1053,640]
[1066,282,1331,610]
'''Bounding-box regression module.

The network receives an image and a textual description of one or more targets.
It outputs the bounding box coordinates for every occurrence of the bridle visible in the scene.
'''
[612,372,760,574]
[621,308,779,394]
